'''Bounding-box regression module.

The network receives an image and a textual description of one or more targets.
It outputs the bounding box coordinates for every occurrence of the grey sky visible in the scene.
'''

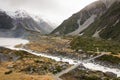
[0,0,98,26]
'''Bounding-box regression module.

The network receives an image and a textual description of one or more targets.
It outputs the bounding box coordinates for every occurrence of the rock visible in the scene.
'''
[5,70,12,75]
[6,65,14,69]
[78,63,86,70]
[34,60,44,63]
[105,72,117,78]
[48,66,56,71]
[59,63,68,69]
[78,49,85,54]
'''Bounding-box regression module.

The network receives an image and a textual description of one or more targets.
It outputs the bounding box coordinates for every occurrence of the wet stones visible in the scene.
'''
[105,72,117,78]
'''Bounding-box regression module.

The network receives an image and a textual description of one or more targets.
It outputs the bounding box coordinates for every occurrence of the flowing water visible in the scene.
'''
[0,38,120,77]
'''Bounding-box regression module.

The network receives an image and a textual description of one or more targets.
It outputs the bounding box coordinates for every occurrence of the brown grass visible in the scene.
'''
[0,67,54,80]
[26,36,74,54]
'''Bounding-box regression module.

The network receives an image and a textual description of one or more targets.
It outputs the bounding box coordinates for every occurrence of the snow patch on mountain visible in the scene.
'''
[14,10,30,18]
[31,15,43,22]
[6,10,30,19]
[6,11,16,18]
[68,15,97,35]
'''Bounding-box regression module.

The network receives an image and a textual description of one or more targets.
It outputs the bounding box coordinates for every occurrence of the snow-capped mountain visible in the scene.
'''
[52,0,120,40]
[6,10,30,18]
[0,9,54,37]
[31,15,54,33]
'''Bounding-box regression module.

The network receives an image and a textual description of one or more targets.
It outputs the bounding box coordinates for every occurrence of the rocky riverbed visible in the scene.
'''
[0,36,120,80]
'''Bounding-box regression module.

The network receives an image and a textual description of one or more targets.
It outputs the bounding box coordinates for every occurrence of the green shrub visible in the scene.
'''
[70,37,120,54]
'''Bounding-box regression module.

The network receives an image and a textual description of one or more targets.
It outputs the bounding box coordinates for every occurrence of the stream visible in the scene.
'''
[0,38,120,77]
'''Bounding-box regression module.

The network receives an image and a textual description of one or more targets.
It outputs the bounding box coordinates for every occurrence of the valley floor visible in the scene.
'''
[22,35,120,79]
[0,35,120,80]
[0,47,70,80]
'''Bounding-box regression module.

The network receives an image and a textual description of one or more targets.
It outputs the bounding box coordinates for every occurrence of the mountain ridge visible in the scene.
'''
[51,0,120,40]
[51,0,107,34]
[0,9,54,37]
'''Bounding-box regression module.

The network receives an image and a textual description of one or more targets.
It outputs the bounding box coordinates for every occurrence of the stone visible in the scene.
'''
[5,70,12,75]
[105,72,117,78]
[6,65,14,69]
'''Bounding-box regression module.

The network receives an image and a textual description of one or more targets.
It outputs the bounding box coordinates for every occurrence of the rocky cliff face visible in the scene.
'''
[52,0,120,40]
[0,10,53,38]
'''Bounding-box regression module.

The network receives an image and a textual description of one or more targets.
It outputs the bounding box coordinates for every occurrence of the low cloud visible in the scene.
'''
[0,0,97,25]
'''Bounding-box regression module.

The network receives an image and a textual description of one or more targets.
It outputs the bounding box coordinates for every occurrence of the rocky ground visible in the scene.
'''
[0,47,70,80]
[61,66,120,80]
[22,35,81,59]
[60,63,120,80]
[15,34,120,80]
[0,67,54,80]
[24,35,120,69]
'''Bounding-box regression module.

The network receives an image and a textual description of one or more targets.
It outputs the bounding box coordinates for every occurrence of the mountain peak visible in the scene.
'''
[14,10,30,18]
[0,9,54,37]
[4,9,30,19]
[0,9,5,12]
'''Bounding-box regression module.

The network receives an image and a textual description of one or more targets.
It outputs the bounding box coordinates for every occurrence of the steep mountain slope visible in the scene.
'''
[0,10,53,37]
[82,1,120,40]
[52,0,107,35]
[0,10,14,29]
[52,0,120,40]
[32,16,53,34]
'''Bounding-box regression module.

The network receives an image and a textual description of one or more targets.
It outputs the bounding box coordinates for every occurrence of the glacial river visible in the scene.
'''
[0,38,120,77]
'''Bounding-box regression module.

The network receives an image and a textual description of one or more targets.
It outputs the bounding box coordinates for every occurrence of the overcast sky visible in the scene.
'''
[0,0,98,26]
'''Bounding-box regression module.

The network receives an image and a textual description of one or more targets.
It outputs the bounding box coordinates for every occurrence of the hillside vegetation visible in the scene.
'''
[70,37,120,54]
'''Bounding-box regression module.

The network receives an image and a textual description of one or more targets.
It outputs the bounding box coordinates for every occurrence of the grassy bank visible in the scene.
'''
[0,47,70,80]
[70,37,120,55]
